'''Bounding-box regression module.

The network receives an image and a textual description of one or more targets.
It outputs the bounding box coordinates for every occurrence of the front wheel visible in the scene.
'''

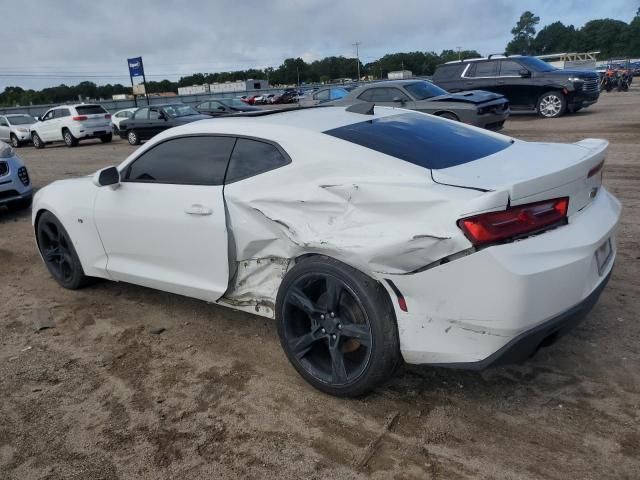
[32,132,45,149]
[100,134,113,143]
[276,256,401,397]
[127,130,140,145]
[436,111,459,122]
[537,91,566,118]
[10,134,21,148]
[36,211,90,289]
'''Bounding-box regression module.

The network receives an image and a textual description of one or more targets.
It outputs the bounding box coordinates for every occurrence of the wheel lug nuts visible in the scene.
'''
[321,328,326,334]
[337,324,342,330]
[332,334,337,339]
[320,314,325,320]
[330,312,335,318]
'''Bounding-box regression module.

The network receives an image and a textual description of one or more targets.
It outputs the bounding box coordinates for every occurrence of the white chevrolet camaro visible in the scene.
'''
[32,105,621,396]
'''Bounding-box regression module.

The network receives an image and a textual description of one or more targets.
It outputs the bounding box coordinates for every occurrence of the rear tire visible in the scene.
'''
[32,132,45,149]
[10,134,21,148]
[276,256,401,397]
[100,134,113,143]
[36,211,90,290]
[127,130,140,145]
[63,129,78,147]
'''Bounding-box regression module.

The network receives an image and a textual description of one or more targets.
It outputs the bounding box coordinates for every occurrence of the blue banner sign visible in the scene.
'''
[127,57,145,78]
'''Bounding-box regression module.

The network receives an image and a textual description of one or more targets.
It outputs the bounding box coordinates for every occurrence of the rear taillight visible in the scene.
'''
[588,160,604,178]
[72,115,88,121]
[105,114,111,119]
[458,197,569,247]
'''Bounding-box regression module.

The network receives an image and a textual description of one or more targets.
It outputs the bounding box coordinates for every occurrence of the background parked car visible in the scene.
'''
[299,86,355,106]
[0,114,37,148]
[196,98,260,116]
[432,55,600,118]
[0,141,32,211]
[329,80,510,130]
[111,108,137,135]
[30,104,112,148]
[118,103,210,145]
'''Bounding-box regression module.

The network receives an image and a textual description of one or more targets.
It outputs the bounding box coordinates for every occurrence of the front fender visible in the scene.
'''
[33,179,111,279]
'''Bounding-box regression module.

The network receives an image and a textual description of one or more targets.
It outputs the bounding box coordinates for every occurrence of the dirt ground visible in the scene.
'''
[1,88,639,480]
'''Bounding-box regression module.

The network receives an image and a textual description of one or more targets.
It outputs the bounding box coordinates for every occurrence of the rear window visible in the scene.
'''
[323,112,511,170]
[76,105,107,115]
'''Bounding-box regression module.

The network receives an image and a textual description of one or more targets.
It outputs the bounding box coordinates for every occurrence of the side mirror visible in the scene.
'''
[519,69,531,78]
[93,166,120,188]
[217,106,226,111]
[392,97,405,104]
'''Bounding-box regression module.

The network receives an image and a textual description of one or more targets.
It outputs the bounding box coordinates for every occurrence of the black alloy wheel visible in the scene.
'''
[36,212,89,289]
[277,256,400,397]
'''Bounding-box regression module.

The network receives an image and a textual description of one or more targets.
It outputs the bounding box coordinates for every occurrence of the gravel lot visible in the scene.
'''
[1,89,639,480]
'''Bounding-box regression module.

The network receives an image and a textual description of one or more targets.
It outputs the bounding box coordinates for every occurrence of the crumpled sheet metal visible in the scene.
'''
[219,174,480,317]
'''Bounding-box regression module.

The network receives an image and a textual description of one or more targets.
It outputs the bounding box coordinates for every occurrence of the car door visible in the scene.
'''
[129,107,150,138]
[38,109,58,141]
[0,117,10,141]
[497,59,530,109]
[93,135,236,302]
[148,107,168,136]
[462,60,499,94]
[208,101,228,116]
[52,108,70,141]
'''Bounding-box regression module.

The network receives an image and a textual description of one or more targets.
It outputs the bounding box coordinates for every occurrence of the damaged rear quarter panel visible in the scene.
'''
[219,131,496,317]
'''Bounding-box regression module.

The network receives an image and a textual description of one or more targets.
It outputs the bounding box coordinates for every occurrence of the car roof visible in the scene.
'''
[156,105,408,138]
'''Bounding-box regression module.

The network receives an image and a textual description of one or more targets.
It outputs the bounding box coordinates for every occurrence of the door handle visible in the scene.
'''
[497,80,505,84]
[184,204,212,216]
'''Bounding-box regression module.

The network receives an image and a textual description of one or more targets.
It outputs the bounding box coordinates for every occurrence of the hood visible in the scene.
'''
[428,90,505,105]
[547,69,599,79]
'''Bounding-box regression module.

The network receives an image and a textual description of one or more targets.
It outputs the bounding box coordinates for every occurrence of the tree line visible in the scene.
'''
[2,9,639,107]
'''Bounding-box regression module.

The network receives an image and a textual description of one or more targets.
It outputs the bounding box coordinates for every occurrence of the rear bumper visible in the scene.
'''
[468,109,510,130]
[385,188,621,366]
[69,124,112,139]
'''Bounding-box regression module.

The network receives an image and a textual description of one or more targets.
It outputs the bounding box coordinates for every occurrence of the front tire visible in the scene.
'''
[63,129,78,147]
[10,134,21,148]
[32,132,45,149]
[100,134,113,143]
[127,130,140,145]
[537,91,566,118]
[276,256,401,397]
[36,211,90,290]
[436,111,459,122]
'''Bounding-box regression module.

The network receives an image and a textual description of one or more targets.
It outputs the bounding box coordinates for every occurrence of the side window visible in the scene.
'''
[149,108,161,120]
[357,89,375,102]
[329,88,348,100]
[315,90,330,102]
[225,138,290,183]
[0,117,8,127]
[368,88,410,102]
[43,110,56,121]
[56,109,70,118]
[210,101,224,110]
[470,61,498,77]
[134,108,149,119]
[125,136,236,185]
[499,60,524,76]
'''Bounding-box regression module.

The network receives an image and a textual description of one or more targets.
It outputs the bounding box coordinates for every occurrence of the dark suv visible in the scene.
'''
[432,56,600,118]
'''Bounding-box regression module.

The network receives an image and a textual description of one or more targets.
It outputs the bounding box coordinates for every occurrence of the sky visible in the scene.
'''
[0,0,637,91]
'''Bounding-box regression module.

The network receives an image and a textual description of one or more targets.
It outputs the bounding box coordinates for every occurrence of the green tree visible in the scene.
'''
[533,22,577,54]
[506,11,540,55]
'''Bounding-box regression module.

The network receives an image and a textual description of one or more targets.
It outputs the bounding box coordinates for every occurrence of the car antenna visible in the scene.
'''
[346,103,375,115]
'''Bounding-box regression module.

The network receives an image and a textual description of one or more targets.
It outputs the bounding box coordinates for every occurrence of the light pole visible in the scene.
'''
[353,42,361,80]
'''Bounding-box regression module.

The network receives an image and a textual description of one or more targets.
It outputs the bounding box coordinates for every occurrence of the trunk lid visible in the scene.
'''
[430,89,505,105]
[432,138,607,215]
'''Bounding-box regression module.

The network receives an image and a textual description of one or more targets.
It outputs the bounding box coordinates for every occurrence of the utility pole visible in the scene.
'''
[457,46,462,61]
[353,42,361,81]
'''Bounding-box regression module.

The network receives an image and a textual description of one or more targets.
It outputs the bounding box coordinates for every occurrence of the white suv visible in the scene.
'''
[30,104,112,148]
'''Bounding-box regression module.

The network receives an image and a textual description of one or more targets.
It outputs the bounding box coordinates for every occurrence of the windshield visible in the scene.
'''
[162,104,200,117]
[7,115,36,125]
[518,57,557,72]
[221,98,248,108]
[404,81,448,100]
